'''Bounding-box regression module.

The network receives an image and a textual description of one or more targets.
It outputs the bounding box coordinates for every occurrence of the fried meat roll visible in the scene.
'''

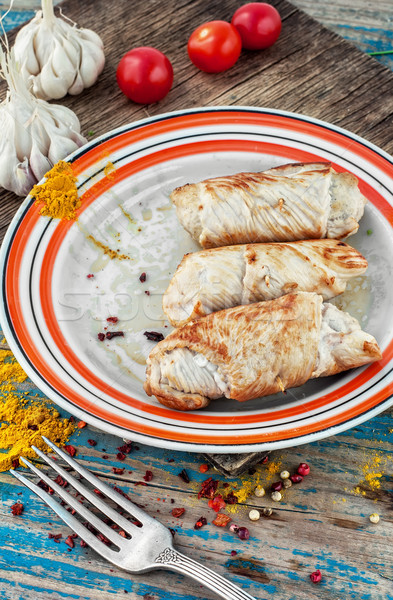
[163,240,367,327]
[171,162,366,248]
[144,292,381,411]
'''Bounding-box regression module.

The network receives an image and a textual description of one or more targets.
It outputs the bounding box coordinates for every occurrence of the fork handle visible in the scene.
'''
[155,548,257,600]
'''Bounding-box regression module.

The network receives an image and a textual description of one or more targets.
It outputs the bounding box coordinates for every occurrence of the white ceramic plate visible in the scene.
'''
[1,106,393,452]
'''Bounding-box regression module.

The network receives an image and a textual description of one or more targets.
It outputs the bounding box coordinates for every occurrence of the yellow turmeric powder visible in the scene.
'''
[104,161,116,180]
[0,343,75,472]
[31,160,80,220]
[219,457,283,514]
[353,450,386,496]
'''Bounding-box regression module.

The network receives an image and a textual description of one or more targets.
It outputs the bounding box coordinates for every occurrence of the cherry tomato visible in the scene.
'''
[116,47,173,104]
[231,3,281,50]
[187,21,242,73]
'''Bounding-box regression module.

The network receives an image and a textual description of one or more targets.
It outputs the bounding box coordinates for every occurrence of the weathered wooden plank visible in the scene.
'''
[0,412,392,600]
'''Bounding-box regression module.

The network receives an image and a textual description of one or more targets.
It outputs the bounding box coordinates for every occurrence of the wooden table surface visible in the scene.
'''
[0,1,392,600]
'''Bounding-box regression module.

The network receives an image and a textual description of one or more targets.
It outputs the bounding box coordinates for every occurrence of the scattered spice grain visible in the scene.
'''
[144,331,164,342]
[10,502,23,516]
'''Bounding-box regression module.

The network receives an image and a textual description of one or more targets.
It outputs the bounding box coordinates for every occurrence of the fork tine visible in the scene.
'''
[31,445,139,536]
[42,436,152,524]
[10,469,113,557]
[17,456,127,549]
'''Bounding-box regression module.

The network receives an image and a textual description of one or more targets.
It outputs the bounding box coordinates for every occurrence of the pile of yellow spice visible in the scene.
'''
[0,344,75,471]
[31,160,80,221]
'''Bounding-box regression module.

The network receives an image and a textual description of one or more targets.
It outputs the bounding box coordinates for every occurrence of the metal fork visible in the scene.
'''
[10,437,257,600]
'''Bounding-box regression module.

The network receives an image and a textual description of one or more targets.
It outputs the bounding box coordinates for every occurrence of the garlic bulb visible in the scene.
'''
[13,0,105,100]
[0,47,86,196]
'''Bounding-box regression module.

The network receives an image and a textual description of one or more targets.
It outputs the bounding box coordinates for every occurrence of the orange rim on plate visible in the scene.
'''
[1,107,393,452]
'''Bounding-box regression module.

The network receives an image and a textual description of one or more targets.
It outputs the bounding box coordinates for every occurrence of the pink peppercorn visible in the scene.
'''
[310,569,322,583]
[237,527,249,540]
[290,474,303,484]
[271,481,283,492]
[297,463,310,476]
[229,523,239,533]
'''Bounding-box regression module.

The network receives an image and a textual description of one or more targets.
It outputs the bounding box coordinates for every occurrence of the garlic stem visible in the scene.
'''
[41,0,56,27]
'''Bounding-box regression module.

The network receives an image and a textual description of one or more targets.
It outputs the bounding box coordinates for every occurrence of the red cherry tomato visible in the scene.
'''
[116,47,173,104]
[187,21,242,73]
[231,3,281,50]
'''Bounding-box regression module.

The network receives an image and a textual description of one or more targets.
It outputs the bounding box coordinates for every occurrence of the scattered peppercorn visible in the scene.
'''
[310,569,322,584]
[97,332,105,341]
[198,477,218,499]
[10,502,24,516]
[271,491,282,502]
[194,516,207,530]
[297,463,310,476]
[117,441,133,454]
[38,480,54,495]
[54,475,68,488]
[143,470,153,482]
[213,513,231,527]
[290,474,303,484]
[87,439,97,446]
[229,523,239,533]
[144,331,164,342]
[64,445,77,457]
[225,491,238,505]
[280,470,290,480]
[263,507,273,517]
[271,481,283,492]
[139,272,147,283]
[248,509,260,521]
[178,469,190,484]
[106,331,124,340]
[283,479,292,489]
[208,494,226,512]
[116,452,126,461]
[237,526,250,540]
[254,485,265,497]
[369,513,380,524]
[230,550,237,556]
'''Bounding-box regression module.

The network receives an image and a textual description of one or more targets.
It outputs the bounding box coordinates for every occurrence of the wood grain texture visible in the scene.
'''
[0,414,392,600]
[0,0,392,243]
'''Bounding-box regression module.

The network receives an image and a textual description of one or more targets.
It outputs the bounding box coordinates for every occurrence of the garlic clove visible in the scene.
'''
[0,137,36,196]
[39,57,71,100]
[79,39,106,88]
[51,37,78,84]
[29,138,52,182]
[48,134,82,164]
[79,27,104,48]
[67,70,85,96]
[13,115,34,162]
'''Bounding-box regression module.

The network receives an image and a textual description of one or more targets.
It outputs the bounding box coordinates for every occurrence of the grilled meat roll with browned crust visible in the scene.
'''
[145,292,381,411]
[171,162,366,248]
[163,239,367,327]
